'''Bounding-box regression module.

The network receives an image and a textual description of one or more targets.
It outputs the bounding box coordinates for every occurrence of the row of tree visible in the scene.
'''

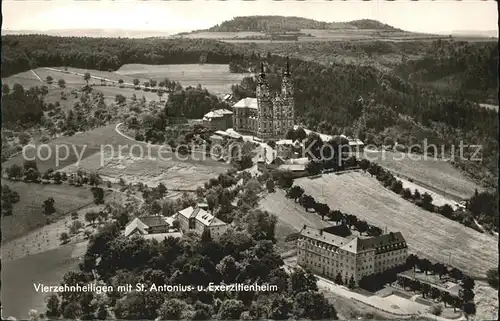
[285,184,384,237]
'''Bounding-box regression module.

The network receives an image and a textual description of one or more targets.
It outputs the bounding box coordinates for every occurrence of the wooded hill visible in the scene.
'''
[201,16,403,33]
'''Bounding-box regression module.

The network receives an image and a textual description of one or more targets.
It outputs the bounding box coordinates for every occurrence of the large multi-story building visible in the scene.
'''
[232,58,295,140]
[297,225,408,285]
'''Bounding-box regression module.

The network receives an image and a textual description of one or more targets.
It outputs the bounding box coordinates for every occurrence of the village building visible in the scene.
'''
[202,109,234,130]
[176,205,228,240]
[232,58,294,141]
[297,225,408,285]
[124,215,181,241]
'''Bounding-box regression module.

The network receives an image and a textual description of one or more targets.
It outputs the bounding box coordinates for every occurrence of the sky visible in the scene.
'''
[1,0,498,34]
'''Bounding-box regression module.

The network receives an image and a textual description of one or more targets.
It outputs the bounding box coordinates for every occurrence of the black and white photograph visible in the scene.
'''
[1,0,498,320]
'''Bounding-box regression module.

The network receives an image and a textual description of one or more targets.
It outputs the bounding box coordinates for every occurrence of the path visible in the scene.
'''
[43,67,148,89]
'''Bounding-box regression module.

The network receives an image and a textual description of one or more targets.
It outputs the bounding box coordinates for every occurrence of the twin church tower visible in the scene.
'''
[232,57,295,140]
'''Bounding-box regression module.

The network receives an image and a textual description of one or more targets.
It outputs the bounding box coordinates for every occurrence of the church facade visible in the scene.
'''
[232,59,295,140]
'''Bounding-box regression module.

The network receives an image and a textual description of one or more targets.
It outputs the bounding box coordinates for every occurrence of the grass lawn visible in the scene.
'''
[292,172,497,277]
[1,180,98,242]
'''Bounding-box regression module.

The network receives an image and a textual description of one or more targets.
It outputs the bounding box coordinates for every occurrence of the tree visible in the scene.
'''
[6,164,23,179]
[306,160,323,175]
[69,220,83,235]
[402,188,413,199]
[299,194,316,211]
[290,269,318,294]
[344,214,358,229]
[218,299,245,320]
[46,75,53,83]
[245,209,277,241]
[91,187,105,204]
[118,79,124,84]
[486,268,499,289]
[88,172,102,187]
[419,258,432,274]
[462,301,476,316]
[43,197,56,215]
[314,202,330,220]
[287,185,304,202]
[85,211,99,226]
[348,276,356,289]
[58,78,66,88]
[84,72,91,85]
[335,272,343,285]
[293,291,337,320]
[461,276,475,291]
[60,232,70,244]
[295,127,307,141]
[157,298,192,320]
[133,78,140,87]
[354,220,369,234]
[46,294,60,317]
[328,210,344,225]
[406,254,419,271]
[216,255,242,284]
[461,288,474,302]
[266,178,275,192]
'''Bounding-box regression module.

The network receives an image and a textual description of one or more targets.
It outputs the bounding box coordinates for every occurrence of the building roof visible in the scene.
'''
[278,164,306,172]
[233,97,258,109]
[177,206,227,227]
[124,216,171,237]
[300,225,406,254]
[289,157,309,165]
[276,139,294,145]
[203,109,233,120]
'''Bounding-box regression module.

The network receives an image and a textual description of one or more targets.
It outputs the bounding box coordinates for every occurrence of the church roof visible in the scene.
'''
[233,98,258,109]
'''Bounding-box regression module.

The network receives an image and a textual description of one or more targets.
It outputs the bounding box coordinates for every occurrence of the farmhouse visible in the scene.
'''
[232,58,294,141]
[124,215,181,240]
[297,225,408,285]
[202,109,234,130]
[176,205,228,240]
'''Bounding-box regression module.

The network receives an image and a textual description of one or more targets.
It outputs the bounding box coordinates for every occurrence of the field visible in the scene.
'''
[181,29,451,44]
[116,64,251,95]
[361,150,482,201]
[1,241,87,319]
[1,180,100,242]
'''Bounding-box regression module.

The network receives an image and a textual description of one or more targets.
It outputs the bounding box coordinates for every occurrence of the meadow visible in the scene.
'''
[1,241,87,319]
[1,179,97,242]
[361,150,482,201]
[116,64,251,95]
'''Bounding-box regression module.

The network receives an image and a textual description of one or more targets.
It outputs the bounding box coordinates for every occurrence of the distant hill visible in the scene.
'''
[1,28,176,38]
[197,16,403,33]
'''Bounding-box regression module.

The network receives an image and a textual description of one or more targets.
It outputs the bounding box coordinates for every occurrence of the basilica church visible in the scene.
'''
[232,58,295,140]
